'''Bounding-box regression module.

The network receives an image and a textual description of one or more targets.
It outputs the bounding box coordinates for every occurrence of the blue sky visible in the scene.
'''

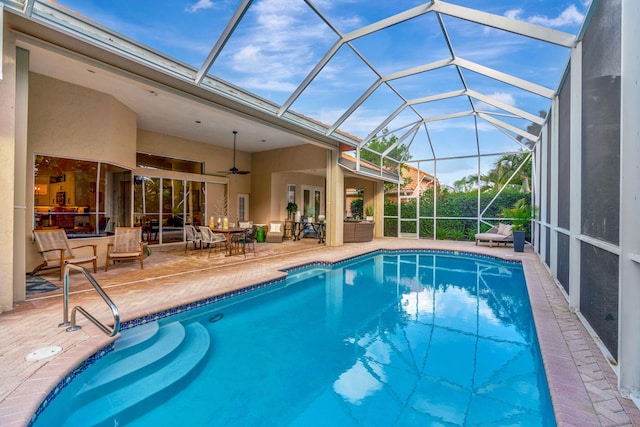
[54,0,590,185]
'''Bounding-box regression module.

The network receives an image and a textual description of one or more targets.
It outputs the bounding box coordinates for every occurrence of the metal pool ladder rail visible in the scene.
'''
[59,264,121,337]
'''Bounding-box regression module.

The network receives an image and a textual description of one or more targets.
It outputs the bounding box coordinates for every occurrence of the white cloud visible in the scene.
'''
[186,0,214,13]
[475,91,517,112]
[528,5,584,27]
[506,4,584,28]
[223,0,334,93]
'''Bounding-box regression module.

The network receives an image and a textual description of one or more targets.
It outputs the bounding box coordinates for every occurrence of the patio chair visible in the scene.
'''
[233,227,256,257]
[185,224,201,253]
[474,223,513,248]
[105,227,144,271]
[265,221,284,243]
[32,229,98,280]
[199,226,228,257]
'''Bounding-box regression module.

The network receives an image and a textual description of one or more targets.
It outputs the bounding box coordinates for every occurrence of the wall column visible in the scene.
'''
[617,0,640,401]
[325,149,344,246]
[568,42,583,310]
[0,20,17,311]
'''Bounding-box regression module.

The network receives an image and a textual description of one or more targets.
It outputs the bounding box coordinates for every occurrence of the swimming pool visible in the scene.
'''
[32,250,555,426]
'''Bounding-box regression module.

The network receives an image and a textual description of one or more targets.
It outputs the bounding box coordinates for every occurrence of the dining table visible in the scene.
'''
[210,227,250,256]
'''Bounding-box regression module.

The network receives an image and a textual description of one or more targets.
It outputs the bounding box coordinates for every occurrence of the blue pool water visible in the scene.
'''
[33,251,555,426]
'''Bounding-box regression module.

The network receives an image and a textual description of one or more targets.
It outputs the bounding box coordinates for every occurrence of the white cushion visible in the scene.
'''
[269,223,281,233]
[497,223,507,235]
[500,224,513,236]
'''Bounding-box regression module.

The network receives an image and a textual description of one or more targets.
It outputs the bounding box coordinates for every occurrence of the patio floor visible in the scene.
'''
[1,238,639,426]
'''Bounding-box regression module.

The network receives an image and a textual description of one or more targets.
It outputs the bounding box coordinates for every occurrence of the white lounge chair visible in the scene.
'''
[474,223,513,247]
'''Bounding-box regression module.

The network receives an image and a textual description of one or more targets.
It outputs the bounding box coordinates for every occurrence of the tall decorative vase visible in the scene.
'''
[295,211,301,222]
[513,230,526,252]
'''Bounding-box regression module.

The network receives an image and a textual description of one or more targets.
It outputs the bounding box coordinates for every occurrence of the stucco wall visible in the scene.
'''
[251,144,327,223]
[29,73,137,169]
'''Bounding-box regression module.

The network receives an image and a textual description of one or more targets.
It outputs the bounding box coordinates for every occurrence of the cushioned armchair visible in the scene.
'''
[265,221,284,243]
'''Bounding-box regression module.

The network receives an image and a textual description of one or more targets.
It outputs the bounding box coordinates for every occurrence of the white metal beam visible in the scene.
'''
[454,58,555,99]
[195,0,253,85]
[432,0,576,48]
[477,112,539,142]
[342,3,436,42]
[466,89,545,124]
[408,89,465,105]
[618,0,640,401]
[278,40,343,117]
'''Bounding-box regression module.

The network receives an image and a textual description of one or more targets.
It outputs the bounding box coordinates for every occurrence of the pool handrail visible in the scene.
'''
[59,264,121,337]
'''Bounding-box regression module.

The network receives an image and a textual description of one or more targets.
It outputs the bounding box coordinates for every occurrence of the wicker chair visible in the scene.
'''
[199,226,227,257]
[265,221,285,243]
[105,227,144,271]
[184,224,202,253]
[32,229,97,280]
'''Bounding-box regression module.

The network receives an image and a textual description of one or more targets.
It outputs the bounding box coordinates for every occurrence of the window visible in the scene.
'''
[136,152,203,174]
[237,194,249,222]
[34,155,130,237]
[287,184,296,204]
[134,175,205,244]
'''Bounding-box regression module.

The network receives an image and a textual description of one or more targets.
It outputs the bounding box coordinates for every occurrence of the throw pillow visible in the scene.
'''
[270,223,281,233]
[501,224,513,236]
[497,223,507,235]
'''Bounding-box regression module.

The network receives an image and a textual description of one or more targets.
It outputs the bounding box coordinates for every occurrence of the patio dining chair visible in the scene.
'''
[185,224,201,253]
[199,226,228,257]
[105,227,144,271]
[232,227,256,257]
[32,229,98,280]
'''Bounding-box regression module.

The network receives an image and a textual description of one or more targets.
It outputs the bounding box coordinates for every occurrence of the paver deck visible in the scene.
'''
[1,238,639,426]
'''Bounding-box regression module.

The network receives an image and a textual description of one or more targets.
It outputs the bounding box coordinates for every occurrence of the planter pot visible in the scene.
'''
[513,230,526,252]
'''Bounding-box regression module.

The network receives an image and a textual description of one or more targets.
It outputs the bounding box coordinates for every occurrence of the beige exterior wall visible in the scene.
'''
[29,73,137,169]
[251,144,328,224]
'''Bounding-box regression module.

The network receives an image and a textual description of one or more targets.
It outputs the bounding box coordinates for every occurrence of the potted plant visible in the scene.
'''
[365,204,374,222]
[286,202,297,221]
[499,198,537,252]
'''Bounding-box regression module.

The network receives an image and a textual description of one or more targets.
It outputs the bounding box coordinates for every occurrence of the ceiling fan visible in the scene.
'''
[218,130,250,175]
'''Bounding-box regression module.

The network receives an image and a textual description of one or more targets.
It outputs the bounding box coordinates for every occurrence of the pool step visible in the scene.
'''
[73,321,187,403]
[63,322,210,426]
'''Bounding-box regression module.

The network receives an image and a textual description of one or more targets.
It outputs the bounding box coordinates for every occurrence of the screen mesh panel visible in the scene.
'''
[581,0,621,244]
[558,73,571,230]
[580,242,619,359]
[557,233,570,294]
[545,227,551,266]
